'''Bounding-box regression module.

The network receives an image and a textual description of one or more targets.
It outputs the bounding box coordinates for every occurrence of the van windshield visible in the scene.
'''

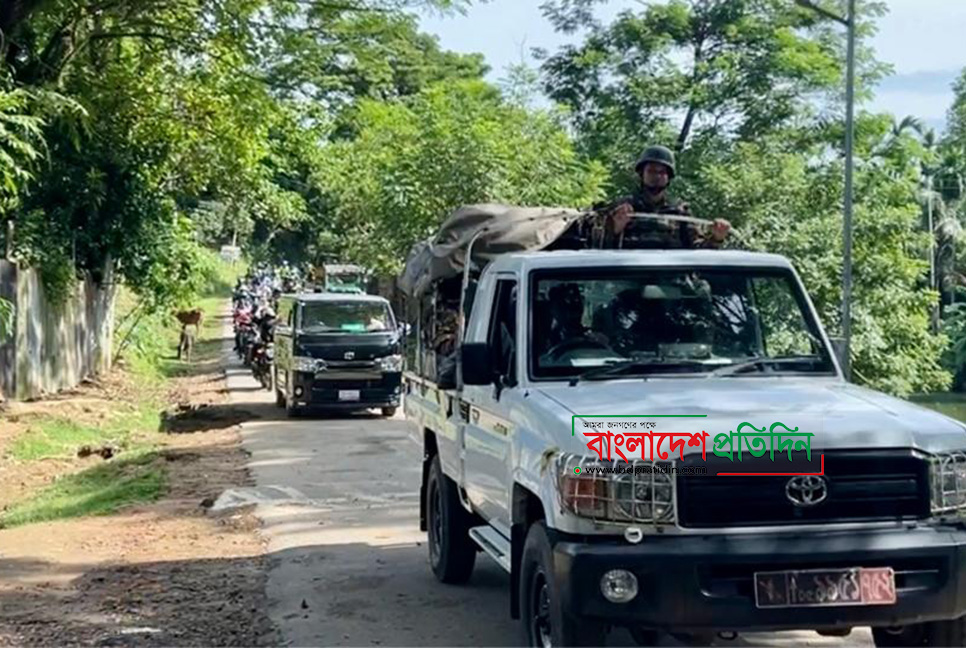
[300,301,392,333]
[530,267,835,380]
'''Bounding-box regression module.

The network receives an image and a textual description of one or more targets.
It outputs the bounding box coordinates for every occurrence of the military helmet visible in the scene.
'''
[635,145,676,178]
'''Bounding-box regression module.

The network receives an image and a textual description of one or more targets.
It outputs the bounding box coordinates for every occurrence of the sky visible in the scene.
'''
[418,0,966,134]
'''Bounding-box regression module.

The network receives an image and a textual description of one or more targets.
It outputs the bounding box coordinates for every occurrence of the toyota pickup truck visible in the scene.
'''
[400,206,966,647]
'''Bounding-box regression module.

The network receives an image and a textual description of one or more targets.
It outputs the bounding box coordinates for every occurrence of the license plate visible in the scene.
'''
[338,390,361,402]
[754,567,896,609]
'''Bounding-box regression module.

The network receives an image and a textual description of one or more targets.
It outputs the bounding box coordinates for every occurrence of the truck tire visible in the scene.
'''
[426,455,476,584]
[629,627,660,646]
[381,406,397,418]
[873,617,966,646]
[520,521,606,647]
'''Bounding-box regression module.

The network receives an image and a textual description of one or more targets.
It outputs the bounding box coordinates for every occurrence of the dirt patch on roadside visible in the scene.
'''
[0,330,277,646]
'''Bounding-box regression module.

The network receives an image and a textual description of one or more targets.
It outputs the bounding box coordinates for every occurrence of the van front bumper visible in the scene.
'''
[291,371,401,409]
[552,525,966,632]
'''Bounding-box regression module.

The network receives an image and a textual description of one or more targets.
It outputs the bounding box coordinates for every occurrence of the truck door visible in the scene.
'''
[462,277,518,537]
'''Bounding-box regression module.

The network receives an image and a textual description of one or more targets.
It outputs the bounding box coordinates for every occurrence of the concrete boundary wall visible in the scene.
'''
[0,260,115,401]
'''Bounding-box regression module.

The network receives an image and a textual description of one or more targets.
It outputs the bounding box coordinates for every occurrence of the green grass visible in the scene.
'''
[7,401,161,462]
[0,450,165,528]
[0,254,244,527]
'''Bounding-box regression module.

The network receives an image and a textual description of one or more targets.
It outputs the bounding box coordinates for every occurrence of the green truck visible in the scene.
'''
[311,263,370,294]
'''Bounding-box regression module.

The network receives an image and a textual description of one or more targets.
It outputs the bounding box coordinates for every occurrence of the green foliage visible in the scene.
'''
[113,249,238,377]
[1,0,481,307]
[313,79,607,274]
[0,87,44,204]
[941,303,966,390]
[682,130,949,396]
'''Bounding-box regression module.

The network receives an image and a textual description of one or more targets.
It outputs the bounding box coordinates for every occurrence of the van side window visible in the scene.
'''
[487,279,518,386]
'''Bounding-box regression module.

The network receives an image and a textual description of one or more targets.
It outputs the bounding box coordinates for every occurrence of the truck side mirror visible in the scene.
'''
[461,343,493,385]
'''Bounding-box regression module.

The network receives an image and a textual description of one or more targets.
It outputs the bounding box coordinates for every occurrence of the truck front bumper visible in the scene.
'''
[553,525,966,632]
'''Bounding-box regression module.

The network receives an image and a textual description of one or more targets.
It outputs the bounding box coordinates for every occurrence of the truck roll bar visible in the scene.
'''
[454,211,743,387]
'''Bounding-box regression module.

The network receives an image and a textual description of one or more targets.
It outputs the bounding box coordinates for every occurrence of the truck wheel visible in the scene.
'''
[873,617,966,646]
[629,627,660,646]
[426,455,476,584]
[381,406,397,418]
[520,521,606,647]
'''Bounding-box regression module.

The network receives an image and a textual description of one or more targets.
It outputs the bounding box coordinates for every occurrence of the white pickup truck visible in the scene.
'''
[400,206,966,647]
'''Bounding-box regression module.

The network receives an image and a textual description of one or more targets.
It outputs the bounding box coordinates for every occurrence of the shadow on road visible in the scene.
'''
[0,552,277,647]
[159,400,390,434]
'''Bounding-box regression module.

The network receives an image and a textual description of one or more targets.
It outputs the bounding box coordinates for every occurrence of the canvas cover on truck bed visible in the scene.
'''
[397,203,583,299]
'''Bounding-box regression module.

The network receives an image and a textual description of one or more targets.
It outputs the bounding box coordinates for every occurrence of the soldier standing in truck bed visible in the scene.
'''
[592,145,731,249]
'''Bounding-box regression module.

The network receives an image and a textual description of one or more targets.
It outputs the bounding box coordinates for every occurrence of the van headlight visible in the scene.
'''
[556,453,675,525]
[929,452,966,517]
[378,354,403,372]
[293,356,325,373]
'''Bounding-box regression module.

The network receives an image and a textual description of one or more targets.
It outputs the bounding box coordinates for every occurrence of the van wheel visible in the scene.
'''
[285,396,301,418]
[520,521,606,647]
[426,455,475,584]
[873,617,966,646]
[381,406,397,418]
[274,371,285,408]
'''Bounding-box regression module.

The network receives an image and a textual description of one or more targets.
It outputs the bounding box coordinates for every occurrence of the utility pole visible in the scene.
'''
[928,175,939,333]
[795,0,856,380]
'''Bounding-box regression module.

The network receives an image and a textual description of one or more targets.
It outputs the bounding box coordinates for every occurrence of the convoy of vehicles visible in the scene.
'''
[399,205,966,647]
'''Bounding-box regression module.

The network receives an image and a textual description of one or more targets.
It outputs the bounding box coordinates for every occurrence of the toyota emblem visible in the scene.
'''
[344,351,355,360]
[785,475,828,507]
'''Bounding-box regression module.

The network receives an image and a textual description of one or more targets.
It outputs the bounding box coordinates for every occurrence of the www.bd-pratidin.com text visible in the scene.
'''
[573,464,707,476]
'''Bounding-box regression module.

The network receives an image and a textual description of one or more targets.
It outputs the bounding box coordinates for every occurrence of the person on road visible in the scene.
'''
[595,145,731,249]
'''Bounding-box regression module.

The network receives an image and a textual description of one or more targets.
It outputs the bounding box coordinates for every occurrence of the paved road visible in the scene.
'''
[224,363,873,647]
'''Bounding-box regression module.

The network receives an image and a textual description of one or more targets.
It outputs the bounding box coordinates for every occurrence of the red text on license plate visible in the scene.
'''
[754,567,896,608]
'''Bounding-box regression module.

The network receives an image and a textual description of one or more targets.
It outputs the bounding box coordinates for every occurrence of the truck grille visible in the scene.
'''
[676,450,930,528]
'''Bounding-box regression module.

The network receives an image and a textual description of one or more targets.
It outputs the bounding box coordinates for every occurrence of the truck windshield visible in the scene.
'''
[300,302,392,333]
[530,268,835,380]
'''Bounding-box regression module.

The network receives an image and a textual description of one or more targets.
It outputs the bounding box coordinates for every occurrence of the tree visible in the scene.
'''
[680,118,949,397]
[537,0,888,190]
[312,79,608,275]
[0,0,482,309]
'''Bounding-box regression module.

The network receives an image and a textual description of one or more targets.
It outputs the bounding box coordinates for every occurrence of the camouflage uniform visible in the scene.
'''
[590,190,721,250]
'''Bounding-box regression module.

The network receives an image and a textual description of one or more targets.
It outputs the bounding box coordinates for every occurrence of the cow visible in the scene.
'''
[175,308,204,361]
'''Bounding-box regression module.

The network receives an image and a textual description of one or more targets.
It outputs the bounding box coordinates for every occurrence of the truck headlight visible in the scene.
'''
[556,454,675,525]
[293,356,325,373]
[929,452,966,517]
[378,354,403,372]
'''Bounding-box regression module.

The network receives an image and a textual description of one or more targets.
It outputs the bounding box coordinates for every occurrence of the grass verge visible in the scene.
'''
[8,401,161,462]
[0,253,242,528]
[0,451,165,528]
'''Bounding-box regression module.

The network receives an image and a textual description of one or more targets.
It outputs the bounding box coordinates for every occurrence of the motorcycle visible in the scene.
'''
[233,308,254,360]
[238,322,257,367]
[251,338,274,389]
